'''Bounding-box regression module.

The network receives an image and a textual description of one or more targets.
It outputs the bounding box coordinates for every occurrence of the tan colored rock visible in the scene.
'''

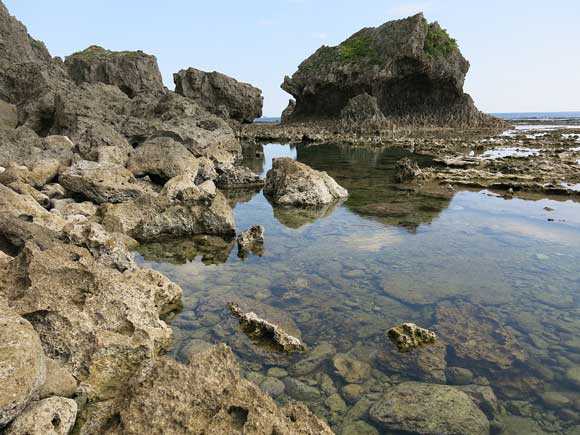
[8,182,50,207]
[0,159,60,188]
[5,397,77,435]
[0,99,17,129]
[111,345,332,435]
[237,225,264,259]
[39,359,78,399]
[0,298,47,427]
[228,302,305,353]
[264,157,348,206]
[127,137,199,181]
[387,322,436,353]
[59,160,145,204]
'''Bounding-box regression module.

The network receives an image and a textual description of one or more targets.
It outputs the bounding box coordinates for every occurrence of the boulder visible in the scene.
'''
[8,182,50,207]
[0,298,47,428]
[109,345,332,435]
[215,166,264,189]
[289,341,336,376]
[281,13,502,127]
[174,67,263,123]
[127,136,199,182]
[237,225,265,259]
[39,358,78,399]
[228,302,305,353]
[387,322,436,352]
[64,45,164,97]
[5,397,77,435]
[340,92,386,130]
[369,382,490,435]
[0,159,60,188]
[332,354,371,384]
[100,189,236,242]
[264,157,348,207]
[59,160,145,204]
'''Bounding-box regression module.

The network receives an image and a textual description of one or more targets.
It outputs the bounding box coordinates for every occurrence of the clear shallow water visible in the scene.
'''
[136,143,580,434]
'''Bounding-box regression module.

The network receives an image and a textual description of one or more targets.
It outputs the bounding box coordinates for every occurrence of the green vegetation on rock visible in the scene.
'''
[68,45,145,60]
[424,23,458,58]
[337,35,380,63]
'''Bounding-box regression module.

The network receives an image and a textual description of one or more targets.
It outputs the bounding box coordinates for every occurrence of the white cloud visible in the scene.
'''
[391,2,432,17]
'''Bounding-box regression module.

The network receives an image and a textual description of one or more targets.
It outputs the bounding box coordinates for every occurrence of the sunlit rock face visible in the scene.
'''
[281,13,502,127]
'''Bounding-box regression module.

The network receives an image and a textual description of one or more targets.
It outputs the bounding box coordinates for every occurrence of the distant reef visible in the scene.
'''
[281,13,503,128]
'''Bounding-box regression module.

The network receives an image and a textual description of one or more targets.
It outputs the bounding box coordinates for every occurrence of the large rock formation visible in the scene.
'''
[64,45,164,97]
[174,67,263,123]
[281,13,501,127]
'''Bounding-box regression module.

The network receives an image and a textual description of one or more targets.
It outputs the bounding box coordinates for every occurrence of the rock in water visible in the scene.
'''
[369,382,490,435]
[64,45,164,97]
[237,225,265,259]
[228,302,306,353]
[174,67,263,123]
[281,13,503,127]
[387,322,436,352]
[264,157,348,207]
[395,157,424,182]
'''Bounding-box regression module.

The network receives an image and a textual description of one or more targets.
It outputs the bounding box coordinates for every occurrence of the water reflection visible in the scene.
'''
[136,143,580,435]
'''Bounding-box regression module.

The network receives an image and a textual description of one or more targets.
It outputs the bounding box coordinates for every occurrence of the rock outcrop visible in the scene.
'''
[108,345,332,435]
[264,157,348,207]
[281,13,502,127]
[65,46,164,98]
[174,67,263,123]
[237,225,265,259]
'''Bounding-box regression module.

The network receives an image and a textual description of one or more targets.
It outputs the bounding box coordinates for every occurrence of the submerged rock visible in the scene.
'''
[264,157,348,207]
[281,13,502,128]
[174,67,263,123]
[387,322,436,352]
[111,345,332,434]
[369,382,490,435]
[64,45,164,97]
[228,302,306,353]
[237,225,265,259]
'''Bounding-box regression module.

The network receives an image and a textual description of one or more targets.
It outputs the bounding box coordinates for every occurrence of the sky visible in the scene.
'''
[5,0,580,116]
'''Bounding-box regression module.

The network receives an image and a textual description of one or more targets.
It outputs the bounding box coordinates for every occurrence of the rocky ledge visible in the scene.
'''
[280,13,504,129]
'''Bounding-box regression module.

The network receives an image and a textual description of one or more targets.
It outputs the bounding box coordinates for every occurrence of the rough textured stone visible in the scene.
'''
[289,341,336,376]
[282,13,502,127]
[109,345,332,435]
[8,182,50,207]
[0,298,47,428]
[260,376,286,397]
[387,322,436,353]
[340,92,386,131]
[39,358,77,399]
[0,159,60,188]
[333,354,371,384]
[215,166,264,189]
[395,157,424,182]
[228,302,305,353]
[0,99,17,128]
[127,136,199,182]
[264,157,348,207]
[369,382,490,435]
[284,377,322,402]
[237,225,265,259]
[65,46,164,97]
[5,397,77,435]
[174,67,263,123]
[100,189,236,242]
[59,160,145,204]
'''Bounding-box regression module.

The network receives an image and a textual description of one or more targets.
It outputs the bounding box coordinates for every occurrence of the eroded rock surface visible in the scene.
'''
[282,13,502,128]
[174,67,263,123]
[228,302,306,353]
[264,157,348,207]
[5,397,77,435]
[387,322,436,352]
[237,225,265,259]
[65,45,164,97]
[109,345,332,435]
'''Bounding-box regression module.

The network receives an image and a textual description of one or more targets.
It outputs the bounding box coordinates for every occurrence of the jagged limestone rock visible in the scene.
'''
[394,157,424,182]
[237,225,265,259]
[282,13,503,128]
[387,322,436,353]
[5,397,77,435]
[65,45,164,97]
[228,302,306,353]
[174,67,263,123]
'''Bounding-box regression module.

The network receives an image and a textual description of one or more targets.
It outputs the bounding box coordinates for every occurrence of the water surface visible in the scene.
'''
[137,142,580,434]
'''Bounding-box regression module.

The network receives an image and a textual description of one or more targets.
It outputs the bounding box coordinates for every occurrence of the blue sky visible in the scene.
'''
[5,0,580,116]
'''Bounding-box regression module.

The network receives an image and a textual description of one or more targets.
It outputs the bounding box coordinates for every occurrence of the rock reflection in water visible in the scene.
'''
[137,235,234,265]
[138,143,580,435]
